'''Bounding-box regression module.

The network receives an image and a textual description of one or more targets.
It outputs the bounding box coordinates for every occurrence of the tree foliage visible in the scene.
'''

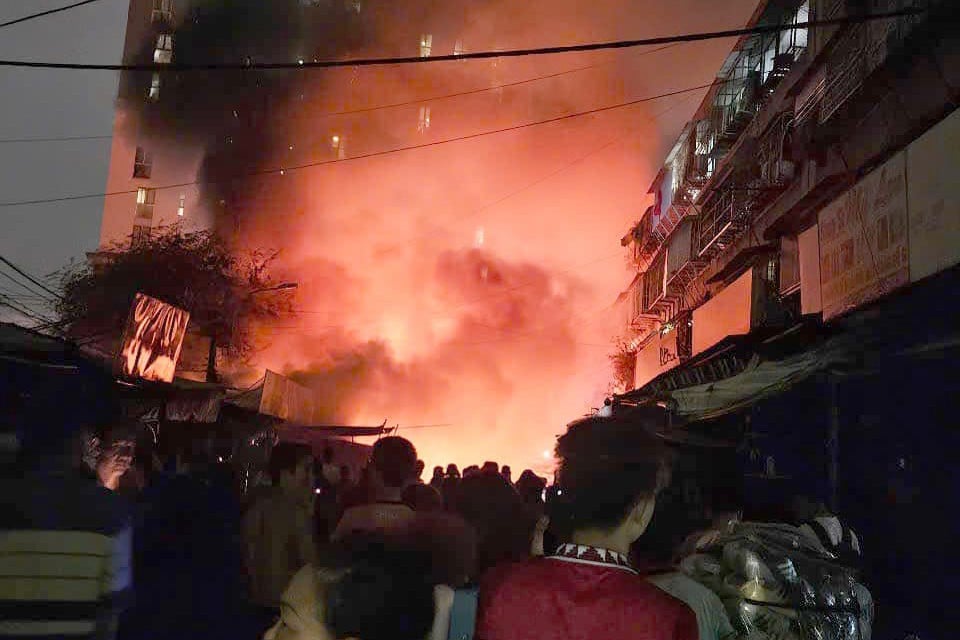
[57,226,292,359]
[609,337,638,394]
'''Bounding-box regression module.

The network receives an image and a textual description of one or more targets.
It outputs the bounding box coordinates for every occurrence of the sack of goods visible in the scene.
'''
[677,522,873,640]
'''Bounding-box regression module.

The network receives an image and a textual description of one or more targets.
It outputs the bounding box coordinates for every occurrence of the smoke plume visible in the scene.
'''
[125,0,757,472]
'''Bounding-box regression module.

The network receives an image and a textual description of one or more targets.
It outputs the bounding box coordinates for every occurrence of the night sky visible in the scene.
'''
[0,0,127,321]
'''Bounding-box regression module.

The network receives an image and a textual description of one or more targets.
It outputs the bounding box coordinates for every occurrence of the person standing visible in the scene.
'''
[333,437,419,539]
[430,466,445,491]
[476,409,697,640]
[243,443,316,624]
[0,392,132,640]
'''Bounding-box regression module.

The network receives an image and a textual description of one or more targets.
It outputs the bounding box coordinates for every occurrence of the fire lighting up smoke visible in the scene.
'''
[128,0,756,473]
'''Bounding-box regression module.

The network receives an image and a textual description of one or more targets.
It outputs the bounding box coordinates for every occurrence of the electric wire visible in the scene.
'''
[0,79,721,209]
[0,43,682,145]
[0,255,64,299]
[0,10,920,71]
[0,0,106,30]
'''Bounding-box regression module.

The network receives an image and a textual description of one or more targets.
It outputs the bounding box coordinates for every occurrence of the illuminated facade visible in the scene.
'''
[619,0,957,392]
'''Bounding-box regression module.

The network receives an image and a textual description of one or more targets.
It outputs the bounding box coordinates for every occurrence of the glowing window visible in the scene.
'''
[135,187,156,220]
[148,73,161,101]
[418,106,431,132]
[454,39,465,57]
[154,34,173,64]
[420,34,433,57]
[177,194,186,217]
[331,135,346,159]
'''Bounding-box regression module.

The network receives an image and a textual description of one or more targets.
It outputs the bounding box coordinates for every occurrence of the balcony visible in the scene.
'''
[696,190,750,261]
[626,274,660,334]
[820,0,930,124]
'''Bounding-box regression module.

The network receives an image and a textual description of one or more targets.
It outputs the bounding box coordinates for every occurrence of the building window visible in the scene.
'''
[418,106,431,132]
[154,34,174,64]
[454,39,465,57]
[177,194,185,217]
[764,255,779,284]
[420,34,432,58]
[136,187,156,220]
[151,0,173,23]
[781,1,810,58]
[131,224,152,248]
[148,73,161,101]
[133,147,152,179]
[331,134,346,159]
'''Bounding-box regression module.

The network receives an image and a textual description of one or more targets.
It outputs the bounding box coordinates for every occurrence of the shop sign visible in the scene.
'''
[635,328,680,389]
[907,106,960,282]
[819,151,908,320]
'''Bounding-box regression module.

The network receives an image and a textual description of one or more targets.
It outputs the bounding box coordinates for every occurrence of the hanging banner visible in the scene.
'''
[117,293,190,383]
[818,151,908,321]
[259,370,317,425]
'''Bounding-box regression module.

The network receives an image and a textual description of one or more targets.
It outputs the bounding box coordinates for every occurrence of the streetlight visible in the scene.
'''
[206,282,299,382]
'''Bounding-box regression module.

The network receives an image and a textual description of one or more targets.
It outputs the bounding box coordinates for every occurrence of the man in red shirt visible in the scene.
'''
[476,408,698,640]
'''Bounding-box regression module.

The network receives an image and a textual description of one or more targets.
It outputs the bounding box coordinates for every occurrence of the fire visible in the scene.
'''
[127,0,759,472]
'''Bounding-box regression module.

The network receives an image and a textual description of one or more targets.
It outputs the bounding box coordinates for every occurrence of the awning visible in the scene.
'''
[276,423,390,439]
[669,330,852,420]
[617,265,960,421]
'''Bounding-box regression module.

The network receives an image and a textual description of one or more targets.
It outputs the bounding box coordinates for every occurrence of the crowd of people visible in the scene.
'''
[1,389,867,640]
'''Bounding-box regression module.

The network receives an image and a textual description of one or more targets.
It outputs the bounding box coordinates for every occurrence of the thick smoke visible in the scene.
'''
[127,0,757,472]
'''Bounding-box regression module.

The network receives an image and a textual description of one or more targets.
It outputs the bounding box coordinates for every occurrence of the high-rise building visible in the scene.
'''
[99,0,209,250]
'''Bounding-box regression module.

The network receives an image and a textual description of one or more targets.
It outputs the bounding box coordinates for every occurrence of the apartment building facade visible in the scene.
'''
[615,3,957,634]
[618,0,957,393]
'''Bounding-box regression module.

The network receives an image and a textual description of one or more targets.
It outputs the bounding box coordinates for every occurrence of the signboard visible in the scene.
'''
[259,370,317,425]
[819,151,908,320]
[907,106,960,282]
[798,224,822,315]
[634,329,681,390]
[692,269,753,356]
[117,293,190,383]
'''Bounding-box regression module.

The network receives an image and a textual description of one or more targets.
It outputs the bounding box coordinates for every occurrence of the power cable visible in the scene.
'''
[0,255,63,300]
[0,0,106,30]
[0,79,721,209]
[0,43,682,145]
[0,294,55,325]
[0,265,56,302]
[0,10,920,71]
[0,134,113,145]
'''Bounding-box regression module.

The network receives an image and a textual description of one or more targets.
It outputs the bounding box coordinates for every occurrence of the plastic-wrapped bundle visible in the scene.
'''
[678,522,872,640]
